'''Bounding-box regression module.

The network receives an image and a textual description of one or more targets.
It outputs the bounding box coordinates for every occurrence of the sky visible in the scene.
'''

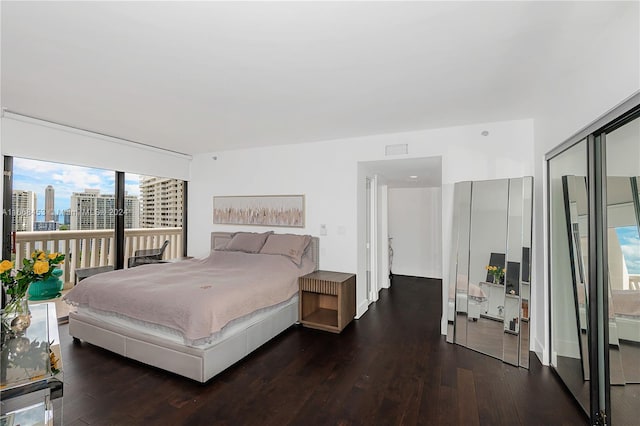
[13,158,142,222]
[616,226,640,275]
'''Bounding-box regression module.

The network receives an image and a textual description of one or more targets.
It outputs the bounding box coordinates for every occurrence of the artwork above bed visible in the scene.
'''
[213,195,305,227]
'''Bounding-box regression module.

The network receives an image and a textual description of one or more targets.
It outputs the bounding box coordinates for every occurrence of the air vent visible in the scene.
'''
[385,144,408,156]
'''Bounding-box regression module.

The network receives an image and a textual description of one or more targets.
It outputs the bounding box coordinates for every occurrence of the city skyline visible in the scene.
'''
[13,158,142,222]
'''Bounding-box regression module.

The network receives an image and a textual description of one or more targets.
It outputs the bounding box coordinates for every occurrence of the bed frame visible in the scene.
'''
[68,232,319,382]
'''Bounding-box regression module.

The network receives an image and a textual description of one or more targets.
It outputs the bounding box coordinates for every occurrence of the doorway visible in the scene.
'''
[359,156,443,304]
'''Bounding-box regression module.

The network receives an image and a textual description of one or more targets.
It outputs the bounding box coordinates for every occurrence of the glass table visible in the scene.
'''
[1,303,63,425]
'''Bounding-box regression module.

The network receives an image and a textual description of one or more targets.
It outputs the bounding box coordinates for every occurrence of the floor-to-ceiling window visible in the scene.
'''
[2,157,188,315]
[125,173,186,263]
[547,95,639,425]
[5,157,117,288]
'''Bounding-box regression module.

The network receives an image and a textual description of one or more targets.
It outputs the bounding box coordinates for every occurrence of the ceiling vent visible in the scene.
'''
[385,143,408,156]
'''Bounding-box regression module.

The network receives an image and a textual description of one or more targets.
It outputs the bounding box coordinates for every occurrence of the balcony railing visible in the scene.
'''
[14,227,183,288]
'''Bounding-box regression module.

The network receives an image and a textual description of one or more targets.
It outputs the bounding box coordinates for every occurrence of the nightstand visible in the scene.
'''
[299,270,356,333]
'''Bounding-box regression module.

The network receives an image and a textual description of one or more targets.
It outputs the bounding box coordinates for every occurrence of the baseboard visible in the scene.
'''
[355,300,369,319]
[390,274,442,280]
[535,336,548,365]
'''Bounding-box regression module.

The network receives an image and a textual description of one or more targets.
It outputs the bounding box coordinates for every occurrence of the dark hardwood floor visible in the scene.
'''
[59,275,586,425]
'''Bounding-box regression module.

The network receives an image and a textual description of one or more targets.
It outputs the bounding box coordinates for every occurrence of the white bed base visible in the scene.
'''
[69,300,298,382]
[68,231,319,383]
[579,306,640,344]
[448,293,482,321]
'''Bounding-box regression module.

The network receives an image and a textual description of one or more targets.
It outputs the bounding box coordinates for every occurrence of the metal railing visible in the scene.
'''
[629,274,640,290]
[14,227,183,288]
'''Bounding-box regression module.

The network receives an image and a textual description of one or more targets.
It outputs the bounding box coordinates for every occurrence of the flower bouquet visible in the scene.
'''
[485,265,505,284]
[1,250,65,335]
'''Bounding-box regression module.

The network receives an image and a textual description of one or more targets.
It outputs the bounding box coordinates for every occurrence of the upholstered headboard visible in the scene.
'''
[211,232,319,272]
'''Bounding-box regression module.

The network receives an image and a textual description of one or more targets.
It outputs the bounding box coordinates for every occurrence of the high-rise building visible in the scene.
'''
[12,190,36,232]
[140,176,183,228]
[70,189,140,230]
[45,185,55,221]
[34,221,58,231]
[63,209,71,226]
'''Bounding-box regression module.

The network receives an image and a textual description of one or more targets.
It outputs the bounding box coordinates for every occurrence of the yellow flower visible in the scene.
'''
[33,260,50,275]
[38,252,46,260]
[48,253,58,260]
[0,260,13,274]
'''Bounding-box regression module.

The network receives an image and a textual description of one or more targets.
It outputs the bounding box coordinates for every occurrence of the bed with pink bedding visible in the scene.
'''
[65,232,319,382]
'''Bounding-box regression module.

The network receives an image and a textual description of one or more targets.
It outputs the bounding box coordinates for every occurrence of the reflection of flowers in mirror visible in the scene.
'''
[485,265,505,284]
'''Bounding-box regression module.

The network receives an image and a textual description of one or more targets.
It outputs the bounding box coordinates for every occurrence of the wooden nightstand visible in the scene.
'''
[299,270,356,333]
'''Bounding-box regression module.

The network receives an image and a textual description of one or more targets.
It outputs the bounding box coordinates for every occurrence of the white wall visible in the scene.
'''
[188,118,534,323]
[1,114,191,180]
[530,8,640,364]
[388,187,442,278]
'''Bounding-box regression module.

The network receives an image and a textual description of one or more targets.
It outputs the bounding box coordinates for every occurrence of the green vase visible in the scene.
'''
[28,268,64,300]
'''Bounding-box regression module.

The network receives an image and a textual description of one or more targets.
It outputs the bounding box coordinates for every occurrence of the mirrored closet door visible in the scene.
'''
[446,177,533,368]
[547,95,639,425]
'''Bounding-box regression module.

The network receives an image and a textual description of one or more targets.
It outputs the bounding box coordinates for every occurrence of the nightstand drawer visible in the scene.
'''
[299,277,340,295]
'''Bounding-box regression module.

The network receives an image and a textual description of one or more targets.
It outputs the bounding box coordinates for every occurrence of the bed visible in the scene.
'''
[64,231,319,382]
[447,281,487,322]
[577,284,640,344]
[611,289,640,343]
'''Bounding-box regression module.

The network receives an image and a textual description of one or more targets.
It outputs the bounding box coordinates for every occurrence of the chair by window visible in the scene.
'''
[128,240,170,268]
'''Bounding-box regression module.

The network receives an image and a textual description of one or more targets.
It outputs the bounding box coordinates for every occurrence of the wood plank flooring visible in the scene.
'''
[59,275,587,425]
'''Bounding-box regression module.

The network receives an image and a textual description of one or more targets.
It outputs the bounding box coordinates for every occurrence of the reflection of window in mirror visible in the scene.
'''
[614,225,640,290]
[521,247,530,283]
[572,223,586,284]
[506,261,520,295]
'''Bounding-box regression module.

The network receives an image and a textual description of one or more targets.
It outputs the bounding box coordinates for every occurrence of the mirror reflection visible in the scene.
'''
[447,177,533,367]
[449,182,480,346]
[563,175,640,387]
[562,175,591,381]
[605,115,639,426]
[549,141,590,413]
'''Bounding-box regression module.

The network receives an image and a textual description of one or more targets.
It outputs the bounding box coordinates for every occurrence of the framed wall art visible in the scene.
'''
[213,195,305,227]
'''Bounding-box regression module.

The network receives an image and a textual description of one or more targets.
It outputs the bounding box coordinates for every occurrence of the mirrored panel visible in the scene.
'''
[520,176,533,368]
[467,179,509,360]
[503,178,523,366]
[605,116,640,426]
[447,177,533,367]
[549,141,590,414]
[562,175,591,381]
[449,182,478,346]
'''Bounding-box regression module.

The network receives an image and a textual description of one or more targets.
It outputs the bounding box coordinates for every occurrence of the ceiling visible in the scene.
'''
[361,157,441,188]
[1,1,635,155]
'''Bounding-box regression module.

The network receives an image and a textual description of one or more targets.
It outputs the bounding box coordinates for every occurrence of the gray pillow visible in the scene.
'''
[259,234,312,265]
[224,232,272,253]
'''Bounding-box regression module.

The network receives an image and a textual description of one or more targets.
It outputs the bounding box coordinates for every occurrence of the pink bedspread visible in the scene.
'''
[64,251,315,343]
[612,290,640,317]
[448,281,487,299]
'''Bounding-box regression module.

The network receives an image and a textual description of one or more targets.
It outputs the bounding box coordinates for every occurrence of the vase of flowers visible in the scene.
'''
[485,265,505,285]
[1,250,65,336]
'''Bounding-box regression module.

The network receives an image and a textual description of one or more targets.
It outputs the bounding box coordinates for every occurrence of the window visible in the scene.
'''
[3,157,187,309]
